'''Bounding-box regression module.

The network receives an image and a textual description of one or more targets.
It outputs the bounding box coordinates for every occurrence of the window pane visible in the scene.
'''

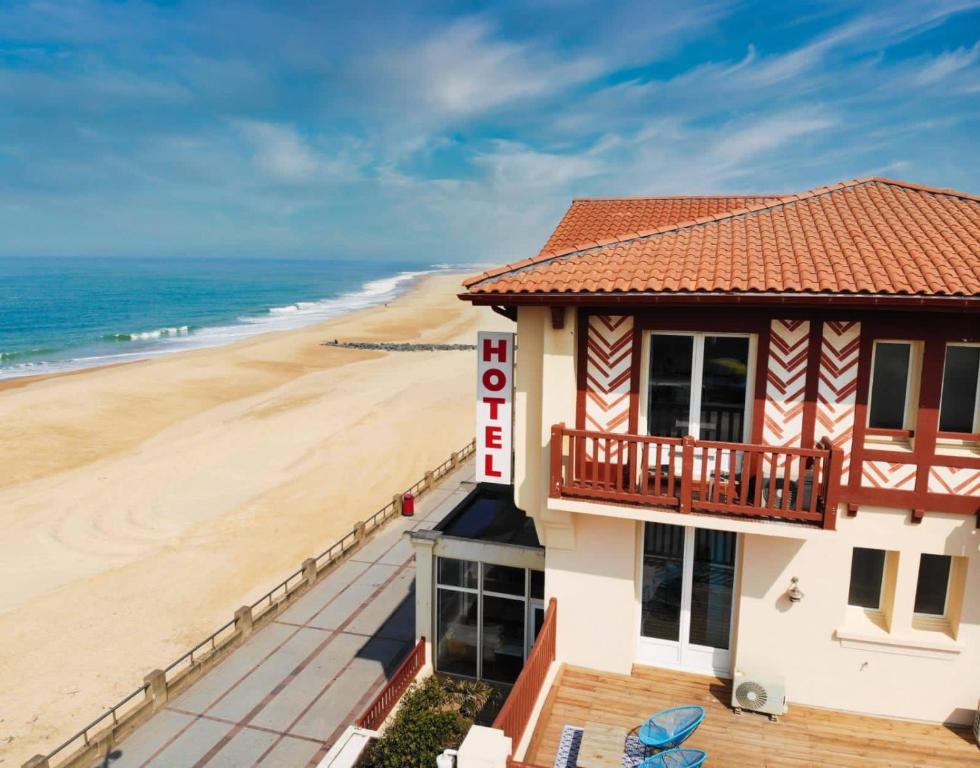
[689,529,736,649]
[481,595,526,683]
[649,335,694,438]
[483,564,525,596]
[869,343,911,429]
[437,557,478,589]
[530,569,544,600]
[437,589,478,677]
[700,336,750,442]
[641,523,685,641]
[939,346,980,433]
[913,554,951,616]
[848,548,885,609]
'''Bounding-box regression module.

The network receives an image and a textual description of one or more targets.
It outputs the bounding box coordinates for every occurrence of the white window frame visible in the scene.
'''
[434,557,543,682]
[938,343,980,436]
[867,339,921,432]
[638,330,756,442]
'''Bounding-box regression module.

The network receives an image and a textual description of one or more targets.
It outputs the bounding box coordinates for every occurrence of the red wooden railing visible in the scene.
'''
[550,424,843,529]
[356,637,427,731]
[493,598,557,753]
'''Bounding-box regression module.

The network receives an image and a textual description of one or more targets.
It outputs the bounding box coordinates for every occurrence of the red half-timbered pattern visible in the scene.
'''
[928,466,980,497]
[584,314,634,459]
[815,320,861,483]
[763,320,810,470]
[861,460,918,491]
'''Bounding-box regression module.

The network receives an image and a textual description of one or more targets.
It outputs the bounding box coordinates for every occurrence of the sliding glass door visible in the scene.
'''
[639,522,738,675]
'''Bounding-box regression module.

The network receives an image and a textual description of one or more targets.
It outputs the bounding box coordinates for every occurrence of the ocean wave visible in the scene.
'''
[0,266,439,381]
[108,326,190,342]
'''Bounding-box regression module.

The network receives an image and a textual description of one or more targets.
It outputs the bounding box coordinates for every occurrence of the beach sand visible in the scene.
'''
[0,274,508,765]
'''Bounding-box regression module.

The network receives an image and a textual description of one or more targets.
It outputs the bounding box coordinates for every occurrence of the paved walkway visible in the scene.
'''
[97,462,474,768]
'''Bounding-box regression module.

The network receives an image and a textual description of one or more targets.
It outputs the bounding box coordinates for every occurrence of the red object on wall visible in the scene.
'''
[401,492,414,517]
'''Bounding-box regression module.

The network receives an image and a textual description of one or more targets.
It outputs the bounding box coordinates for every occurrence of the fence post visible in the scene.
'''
[234,606,254,639]
[392,493,403,516]
[21,756,49,768]
[680,436,695,513]
[550,423,565,498]
[143,669,168,711]
[424,470,434,490]
[354,521,367,545]
[302,558,317,587]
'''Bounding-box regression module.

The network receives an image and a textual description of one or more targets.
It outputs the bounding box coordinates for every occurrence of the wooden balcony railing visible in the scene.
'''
[356,636,427,731]
[494,598,557,754]
[550,425,843,529]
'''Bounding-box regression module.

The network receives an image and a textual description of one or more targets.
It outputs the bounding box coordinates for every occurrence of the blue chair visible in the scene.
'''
[638,705,705,749]
[640,748,708,768]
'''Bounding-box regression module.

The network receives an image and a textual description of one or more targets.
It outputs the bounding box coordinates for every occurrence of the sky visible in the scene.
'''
[0,1,978,262]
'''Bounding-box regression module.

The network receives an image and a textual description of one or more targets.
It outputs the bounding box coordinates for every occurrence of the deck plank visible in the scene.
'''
[524,664,979,768]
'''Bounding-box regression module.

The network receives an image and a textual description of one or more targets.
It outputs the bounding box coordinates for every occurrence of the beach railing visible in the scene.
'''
[30,439,476,768]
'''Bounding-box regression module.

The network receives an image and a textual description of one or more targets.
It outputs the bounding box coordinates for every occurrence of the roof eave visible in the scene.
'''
[458,291,980,311]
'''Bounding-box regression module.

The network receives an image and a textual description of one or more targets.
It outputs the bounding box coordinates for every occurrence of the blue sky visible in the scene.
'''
[1,1,978,261]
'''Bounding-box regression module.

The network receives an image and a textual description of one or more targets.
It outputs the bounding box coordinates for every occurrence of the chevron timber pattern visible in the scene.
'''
[584,315,634,459]
[815,321,860,483]
[861,460,917,490]
[928,466,980,497]
[763,320,810,471]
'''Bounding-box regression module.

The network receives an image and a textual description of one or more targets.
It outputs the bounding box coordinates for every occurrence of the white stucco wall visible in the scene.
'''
[736,505,979,725]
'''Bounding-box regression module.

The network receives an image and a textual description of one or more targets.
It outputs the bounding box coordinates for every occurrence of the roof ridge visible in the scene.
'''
[461,177,980,288]
[570,193,781,202]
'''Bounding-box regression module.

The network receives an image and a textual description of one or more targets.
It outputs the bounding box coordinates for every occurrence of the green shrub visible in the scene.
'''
[365,675,494,768]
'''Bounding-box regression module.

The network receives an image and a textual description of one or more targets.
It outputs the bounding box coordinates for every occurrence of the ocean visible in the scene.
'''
[0,256,460,380]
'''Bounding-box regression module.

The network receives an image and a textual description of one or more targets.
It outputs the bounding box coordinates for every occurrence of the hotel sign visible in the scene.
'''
[476,331,515,484]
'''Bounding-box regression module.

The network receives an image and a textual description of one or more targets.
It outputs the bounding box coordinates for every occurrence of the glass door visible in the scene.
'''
[647,333,751,479]
[638,522,737,676]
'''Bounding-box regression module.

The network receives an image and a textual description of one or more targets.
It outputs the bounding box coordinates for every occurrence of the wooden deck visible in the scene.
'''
[524,665,979,768]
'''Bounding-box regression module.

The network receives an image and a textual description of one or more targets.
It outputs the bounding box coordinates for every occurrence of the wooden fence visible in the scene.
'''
[356,637,427,731]
[493,598,557,756]
[550,424,842,529]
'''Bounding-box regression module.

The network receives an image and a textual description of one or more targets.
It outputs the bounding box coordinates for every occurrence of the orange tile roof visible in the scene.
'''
[538,195,782,257]
[464,178,980,300]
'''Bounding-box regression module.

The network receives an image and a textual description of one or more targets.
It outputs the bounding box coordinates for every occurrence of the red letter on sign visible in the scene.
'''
[484,453,502,478]
[483,396,505,419]
[482,368,506,391]
[483,337,508,363]
[485,425,502,449]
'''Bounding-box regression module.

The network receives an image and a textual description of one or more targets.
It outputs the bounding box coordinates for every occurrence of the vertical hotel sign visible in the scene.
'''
[476,331,515,484]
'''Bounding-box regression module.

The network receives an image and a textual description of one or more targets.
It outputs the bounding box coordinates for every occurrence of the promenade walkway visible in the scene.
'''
[98,461,474,768]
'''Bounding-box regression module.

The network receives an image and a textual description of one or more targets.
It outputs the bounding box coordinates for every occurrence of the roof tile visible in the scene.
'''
[464,179,980,299]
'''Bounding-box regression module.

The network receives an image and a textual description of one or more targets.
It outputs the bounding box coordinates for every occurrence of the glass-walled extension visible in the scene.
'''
[436,557,545,683]
[409,482,546,686]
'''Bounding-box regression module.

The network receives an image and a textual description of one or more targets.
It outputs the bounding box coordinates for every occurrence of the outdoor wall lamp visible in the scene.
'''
[787,576,804,603]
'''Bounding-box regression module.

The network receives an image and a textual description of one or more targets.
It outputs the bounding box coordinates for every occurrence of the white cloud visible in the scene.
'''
[236,121,362,184]
[367,17,601,121]
[912,42,980,85]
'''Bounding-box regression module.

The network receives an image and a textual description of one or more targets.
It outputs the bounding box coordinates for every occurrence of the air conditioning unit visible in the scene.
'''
[731,671,788,721]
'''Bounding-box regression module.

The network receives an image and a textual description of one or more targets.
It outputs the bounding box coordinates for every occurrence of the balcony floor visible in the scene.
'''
[524,665,978,768]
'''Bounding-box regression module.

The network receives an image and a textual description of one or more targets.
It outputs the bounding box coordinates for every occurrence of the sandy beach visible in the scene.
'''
[0,273,506,765]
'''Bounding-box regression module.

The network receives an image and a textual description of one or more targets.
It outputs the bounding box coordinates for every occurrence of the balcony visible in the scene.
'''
[549,425,843,529]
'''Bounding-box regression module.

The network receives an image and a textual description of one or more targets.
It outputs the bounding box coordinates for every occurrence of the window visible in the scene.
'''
[939,345,980,434]
[435,557,544,683]
[868,342,914,430]
[913,554,951,617]
[848,547,886,609]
